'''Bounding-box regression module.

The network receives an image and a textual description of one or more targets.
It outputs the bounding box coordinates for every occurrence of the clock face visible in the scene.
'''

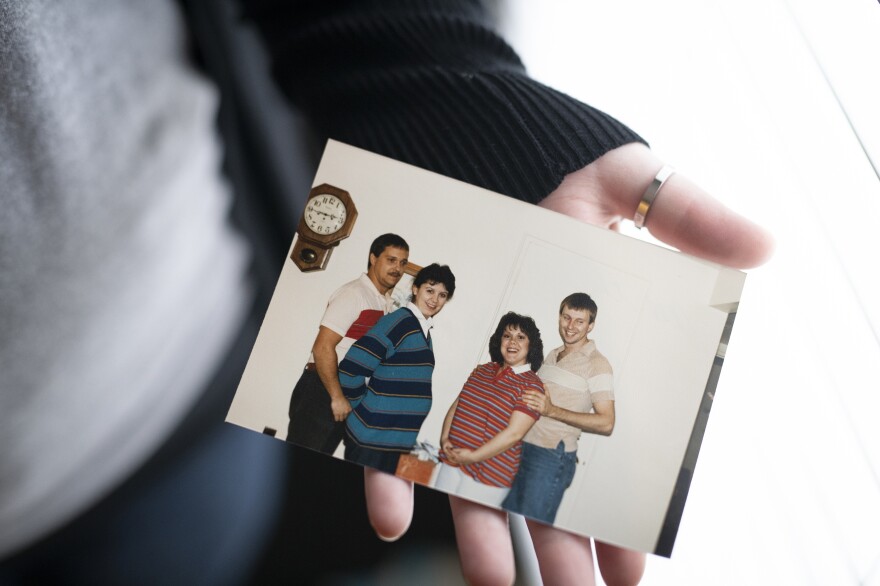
[304,193,347,235]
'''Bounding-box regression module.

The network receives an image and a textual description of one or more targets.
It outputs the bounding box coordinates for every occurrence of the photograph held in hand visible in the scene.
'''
[227,140,746,557]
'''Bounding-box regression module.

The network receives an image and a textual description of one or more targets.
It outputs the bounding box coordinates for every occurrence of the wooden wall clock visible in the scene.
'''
[290,184,357,271]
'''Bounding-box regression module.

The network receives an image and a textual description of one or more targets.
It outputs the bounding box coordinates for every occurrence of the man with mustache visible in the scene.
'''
[287,233,410,455]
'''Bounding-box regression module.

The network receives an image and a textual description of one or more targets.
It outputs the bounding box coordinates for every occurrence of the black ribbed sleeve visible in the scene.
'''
[244,0,646,203]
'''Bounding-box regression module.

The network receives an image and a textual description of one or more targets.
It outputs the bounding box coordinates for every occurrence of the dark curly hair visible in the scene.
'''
[488,312,544,371]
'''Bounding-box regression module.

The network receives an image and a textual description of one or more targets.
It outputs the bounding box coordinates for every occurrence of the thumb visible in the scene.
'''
[540,143,774,269]
[363,467,413,541]
[639,171,775,269]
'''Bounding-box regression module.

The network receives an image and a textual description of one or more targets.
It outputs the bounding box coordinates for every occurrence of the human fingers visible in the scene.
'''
[523,393,546,414]
[638,170,773,269]
[540,143,774,269]
[525,519,596,586]
[454,449,475,465]
[447,448,467,465]
[449,496,515,585]
[331,398,351,421]
[363,467,413,541]
[594,540,646,586]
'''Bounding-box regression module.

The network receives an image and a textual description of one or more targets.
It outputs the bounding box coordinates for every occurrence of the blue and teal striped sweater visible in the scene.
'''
[339,307,434,452]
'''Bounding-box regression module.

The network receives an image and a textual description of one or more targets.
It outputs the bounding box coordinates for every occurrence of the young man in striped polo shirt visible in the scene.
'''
[503,292,616,524]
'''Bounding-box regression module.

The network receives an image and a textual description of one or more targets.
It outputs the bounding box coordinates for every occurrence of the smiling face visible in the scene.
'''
[500,325,530,368]
[411,280,449,319]
[368,246,409,293]
[558,305,594,347]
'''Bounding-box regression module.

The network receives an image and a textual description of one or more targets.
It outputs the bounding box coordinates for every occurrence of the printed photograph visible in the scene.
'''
[227,140,745,556]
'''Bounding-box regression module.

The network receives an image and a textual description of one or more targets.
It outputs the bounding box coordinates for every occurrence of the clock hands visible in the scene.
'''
[316,210,338,221]
[292,184,356,272]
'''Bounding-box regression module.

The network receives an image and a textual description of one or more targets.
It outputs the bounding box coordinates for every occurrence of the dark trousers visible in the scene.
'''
[342,435,402,475]
[287,369,345,454]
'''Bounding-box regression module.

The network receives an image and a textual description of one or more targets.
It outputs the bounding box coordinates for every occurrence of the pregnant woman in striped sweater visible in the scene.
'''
[437,312,545,507]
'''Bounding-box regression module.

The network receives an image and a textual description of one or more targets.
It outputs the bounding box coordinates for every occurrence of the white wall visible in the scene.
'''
[501,0,880,583]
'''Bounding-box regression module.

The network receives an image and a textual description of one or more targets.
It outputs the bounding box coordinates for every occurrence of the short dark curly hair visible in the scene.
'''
[488,312,544,371]
[413,263,456,300]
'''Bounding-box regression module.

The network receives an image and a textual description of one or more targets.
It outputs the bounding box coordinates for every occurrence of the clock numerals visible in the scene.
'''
[304,194,347,236]
[292,183,357,272]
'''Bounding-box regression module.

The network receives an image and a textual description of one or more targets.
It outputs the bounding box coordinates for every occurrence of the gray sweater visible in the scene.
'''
[0,1,250,556]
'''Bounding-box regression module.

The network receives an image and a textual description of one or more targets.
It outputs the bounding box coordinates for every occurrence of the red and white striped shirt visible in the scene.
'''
[444,362,543,488]
[310,273,393,365]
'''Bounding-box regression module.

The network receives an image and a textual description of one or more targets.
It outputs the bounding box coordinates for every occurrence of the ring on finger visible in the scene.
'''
[634,165,675,229]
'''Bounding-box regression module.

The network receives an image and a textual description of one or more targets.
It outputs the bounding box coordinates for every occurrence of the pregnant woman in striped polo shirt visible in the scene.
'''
[437,312,545,507]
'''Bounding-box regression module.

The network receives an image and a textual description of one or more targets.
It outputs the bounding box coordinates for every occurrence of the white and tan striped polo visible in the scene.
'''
[523,340,614,451]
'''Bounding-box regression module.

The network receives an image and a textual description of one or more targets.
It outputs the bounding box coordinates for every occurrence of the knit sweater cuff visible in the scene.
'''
[313,69,647,204]
[245,1,647,204]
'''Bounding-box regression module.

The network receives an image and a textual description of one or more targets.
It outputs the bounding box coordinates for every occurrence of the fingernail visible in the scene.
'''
[377,530,406,543]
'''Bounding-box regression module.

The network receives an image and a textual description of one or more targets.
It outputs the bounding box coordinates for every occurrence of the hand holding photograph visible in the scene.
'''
[226,140,745,556]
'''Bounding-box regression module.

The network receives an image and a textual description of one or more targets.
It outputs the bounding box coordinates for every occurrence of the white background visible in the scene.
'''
[501,0,880,584]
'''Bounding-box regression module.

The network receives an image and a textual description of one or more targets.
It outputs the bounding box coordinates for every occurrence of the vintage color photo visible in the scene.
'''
[227,140,745,556]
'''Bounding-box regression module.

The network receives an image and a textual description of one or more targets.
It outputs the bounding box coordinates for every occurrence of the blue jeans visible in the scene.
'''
[502,441,576,524]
